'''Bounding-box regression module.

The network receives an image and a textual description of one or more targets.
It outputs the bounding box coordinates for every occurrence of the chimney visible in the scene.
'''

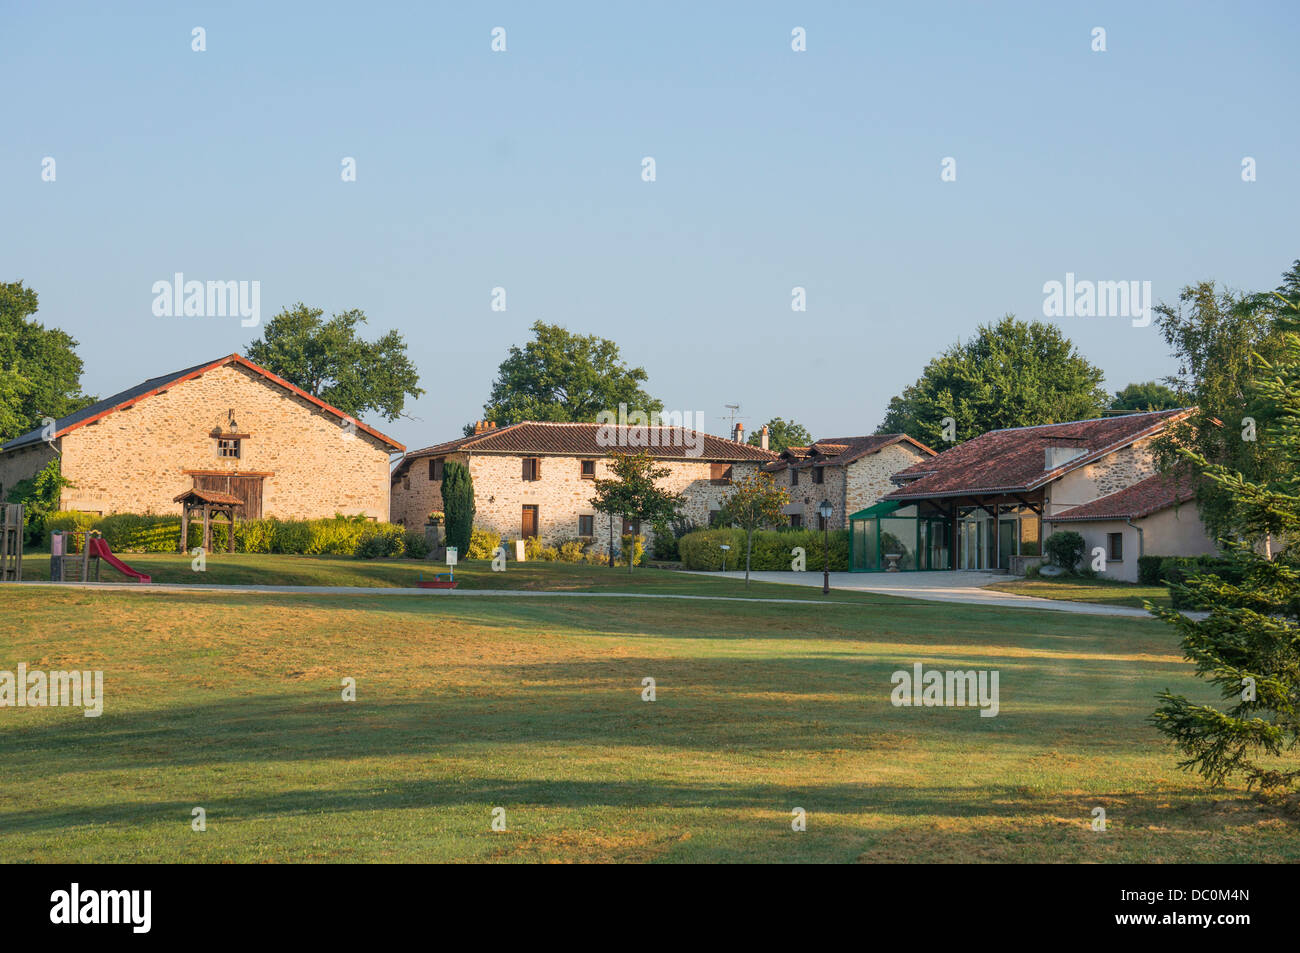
[760,425,769,451]
[474,420,487,434]
[1043,439,1087,471]
[733,422,744,443]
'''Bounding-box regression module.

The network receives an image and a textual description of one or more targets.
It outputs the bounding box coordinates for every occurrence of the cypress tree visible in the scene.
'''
[442,461,475,556]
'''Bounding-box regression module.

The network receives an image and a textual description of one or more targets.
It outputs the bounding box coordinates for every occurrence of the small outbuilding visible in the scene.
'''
[1045,472,1218,582]
[174,487,243,554]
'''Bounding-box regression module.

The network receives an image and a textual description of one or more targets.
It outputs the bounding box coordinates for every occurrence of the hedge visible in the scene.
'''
[43,511,407,557]
[679,528,849,571]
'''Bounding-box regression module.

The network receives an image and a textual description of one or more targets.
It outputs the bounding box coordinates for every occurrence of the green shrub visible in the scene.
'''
[1159,554,1243,609]
[403,529,430,559]
[555,537,590,563]
[6,459,72,546]
[45,511,405,557]
[678,528,849,571]
[620,533,645,567]
[650,517,696,560]
[466,527,501,560]
[1137,554,1164,585]
[1044,530,1086,570]
[354,523,405,559]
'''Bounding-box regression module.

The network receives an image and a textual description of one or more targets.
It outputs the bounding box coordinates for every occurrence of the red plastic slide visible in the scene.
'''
[88,537,152,584]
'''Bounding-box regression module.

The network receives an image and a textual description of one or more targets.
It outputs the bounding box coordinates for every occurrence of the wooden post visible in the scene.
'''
[179,504,189,554]
[228,506,236,553]
[202,505,212,554]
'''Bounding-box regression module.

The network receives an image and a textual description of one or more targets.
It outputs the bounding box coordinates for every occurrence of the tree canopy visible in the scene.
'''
[877,315,1109,445]
[748,417,812,454]
[473,322,662,433]
[245,303,424,422]
[0,281,94,441]
[1151,283,1300,798]
[1151,266,1297,538]
[589,450,684,572]
[1111,381,1184,412]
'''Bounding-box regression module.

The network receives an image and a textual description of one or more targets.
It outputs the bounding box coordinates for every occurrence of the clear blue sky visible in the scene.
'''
[3,1,1297,449]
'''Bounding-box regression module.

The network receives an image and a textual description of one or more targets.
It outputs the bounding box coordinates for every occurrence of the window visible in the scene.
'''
[428,458,444,481]
[578,515,594,537]
[522,457,541,481]
[216,437,241,459]
[812,466,824,485]
[580,459,596,479]
[790,513,803,528]
[790,468,799,486]
[1107,532,1124,561]
[709,509,723,527]
[710,463,733,485]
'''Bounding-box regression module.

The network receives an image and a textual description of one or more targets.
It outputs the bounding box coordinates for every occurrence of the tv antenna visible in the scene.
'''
[720,403,748,433]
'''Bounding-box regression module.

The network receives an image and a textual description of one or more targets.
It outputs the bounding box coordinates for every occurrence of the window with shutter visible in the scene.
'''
[710,463,733,485]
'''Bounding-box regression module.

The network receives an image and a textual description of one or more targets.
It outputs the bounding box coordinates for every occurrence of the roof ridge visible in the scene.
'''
[984,407,1192,435]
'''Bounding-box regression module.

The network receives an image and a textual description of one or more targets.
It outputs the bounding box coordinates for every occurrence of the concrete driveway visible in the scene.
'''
[679,569,1167,619]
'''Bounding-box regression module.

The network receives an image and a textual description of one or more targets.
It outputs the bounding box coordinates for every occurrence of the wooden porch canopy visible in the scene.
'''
[174,487,242,554]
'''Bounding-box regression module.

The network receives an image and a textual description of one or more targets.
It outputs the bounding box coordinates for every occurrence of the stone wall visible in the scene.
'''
[0,440,58,501]
[1045,435,1160,517]
[778,443,931,529]
[55,363,395,519]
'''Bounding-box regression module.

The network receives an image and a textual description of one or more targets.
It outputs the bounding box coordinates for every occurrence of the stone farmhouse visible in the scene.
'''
[760,434,936,530]
[0,354,403,521]
[389,420,780,554]
[847,408,1218,576]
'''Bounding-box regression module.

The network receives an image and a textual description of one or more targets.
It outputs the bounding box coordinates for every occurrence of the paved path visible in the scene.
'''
[11,572,1174,619]
[678,569,1170,619]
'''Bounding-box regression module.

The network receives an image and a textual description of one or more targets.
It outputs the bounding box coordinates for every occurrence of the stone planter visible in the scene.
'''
[424,523,444,560]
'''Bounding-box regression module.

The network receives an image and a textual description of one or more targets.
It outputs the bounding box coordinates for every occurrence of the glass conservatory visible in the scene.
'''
[849,500,1041,572]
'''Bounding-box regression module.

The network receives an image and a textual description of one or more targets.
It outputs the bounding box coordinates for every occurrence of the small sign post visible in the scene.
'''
[445,545,457,582]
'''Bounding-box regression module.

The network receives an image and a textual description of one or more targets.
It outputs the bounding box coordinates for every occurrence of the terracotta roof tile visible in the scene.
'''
[764,434,934,472]
[1,354,404,452]
[399,421,777,470]
[1049,472,1198,521]
[887,409,1193,499]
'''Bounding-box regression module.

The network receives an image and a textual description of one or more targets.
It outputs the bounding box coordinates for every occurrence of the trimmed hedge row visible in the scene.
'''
[44,511,406,557]
[679,528,850,572]
[1135,553,1242,609]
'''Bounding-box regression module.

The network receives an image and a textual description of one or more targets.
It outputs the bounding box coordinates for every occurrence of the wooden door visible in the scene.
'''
[521,505,538,538]
[192,473,263,518]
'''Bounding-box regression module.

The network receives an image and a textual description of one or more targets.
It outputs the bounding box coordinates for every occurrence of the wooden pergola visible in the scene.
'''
[174,488,242,554]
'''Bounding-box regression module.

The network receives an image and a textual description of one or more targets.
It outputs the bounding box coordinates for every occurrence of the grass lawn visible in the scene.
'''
[986,576,1174,610]
[2,565,1296,863]
[15,550,923,604]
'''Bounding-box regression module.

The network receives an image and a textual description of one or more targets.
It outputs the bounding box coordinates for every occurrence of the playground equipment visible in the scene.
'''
[50,530,152,584]
[1,503,22,582]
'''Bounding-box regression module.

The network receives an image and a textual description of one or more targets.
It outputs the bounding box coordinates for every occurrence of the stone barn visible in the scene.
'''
[0,354,404,521]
